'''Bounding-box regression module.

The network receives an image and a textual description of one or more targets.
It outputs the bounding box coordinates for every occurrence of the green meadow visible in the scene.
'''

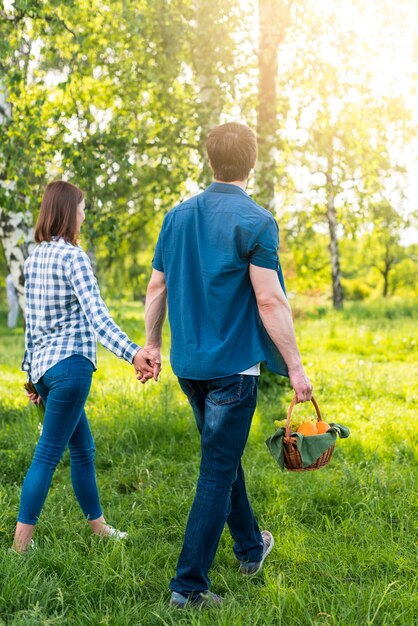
[0,300,417,626]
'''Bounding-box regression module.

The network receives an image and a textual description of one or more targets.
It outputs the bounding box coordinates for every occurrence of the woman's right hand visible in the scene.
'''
[25,390,42,405]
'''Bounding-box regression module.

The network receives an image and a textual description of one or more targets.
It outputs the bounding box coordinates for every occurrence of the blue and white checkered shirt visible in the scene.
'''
[22,238,140,383]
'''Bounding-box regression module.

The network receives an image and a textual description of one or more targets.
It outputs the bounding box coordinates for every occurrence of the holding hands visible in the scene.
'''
[25,346,161,407]
[133,345,162,383]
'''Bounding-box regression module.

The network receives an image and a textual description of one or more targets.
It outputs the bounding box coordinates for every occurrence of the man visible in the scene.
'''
[142,122,313,608]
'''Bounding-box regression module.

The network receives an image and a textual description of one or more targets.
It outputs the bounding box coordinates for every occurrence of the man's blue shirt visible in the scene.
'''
[152,182,288,380]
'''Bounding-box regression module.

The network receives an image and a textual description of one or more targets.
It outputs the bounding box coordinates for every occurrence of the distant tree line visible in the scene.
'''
[1,0,417,311]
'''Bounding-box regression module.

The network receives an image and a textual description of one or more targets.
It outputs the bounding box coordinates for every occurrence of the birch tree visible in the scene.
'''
[0,1,203,296]
[281,1,415,308]
[0,12,38,313]
[255,0,292,210]
[190,0,238,184]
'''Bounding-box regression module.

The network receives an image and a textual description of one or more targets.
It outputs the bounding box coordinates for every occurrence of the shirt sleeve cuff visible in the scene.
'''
[152,260,164,272]
[249,258,279,270]
[22,365,32,382]
[124,342,140,364]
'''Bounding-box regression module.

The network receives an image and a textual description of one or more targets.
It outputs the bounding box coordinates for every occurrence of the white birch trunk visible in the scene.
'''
[192,0,225,183]
[0,207,35,315]
[326,174,344,309]
[255,0,290,211]
[0,81,35,316]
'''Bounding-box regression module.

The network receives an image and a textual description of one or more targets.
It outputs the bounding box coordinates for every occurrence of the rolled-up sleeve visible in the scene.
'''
[66,249,140,363]
[152,230,164,272]
[249,216,279,270]
[22,280,33,380]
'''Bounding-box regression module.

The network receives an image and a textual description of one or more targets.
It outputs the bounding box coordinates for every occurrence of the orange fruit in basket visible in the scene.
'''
[316,421,330,434]
[297,422,318,436]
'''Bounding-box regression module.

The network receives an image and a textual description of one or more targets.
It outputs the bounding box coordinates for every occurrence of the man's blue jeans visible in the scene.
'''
[18,355,103,525]
[170,374,264,596]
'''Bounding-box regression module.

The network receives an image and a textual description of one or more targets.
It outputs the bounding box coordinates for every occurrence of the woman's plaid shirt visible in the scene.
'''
[22,238,139,383]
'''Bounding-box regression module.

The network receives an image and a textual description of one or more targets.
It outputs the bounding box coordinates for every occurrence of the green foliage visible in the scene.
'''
[1,0,417,301]
[0,0,245,293]
[267,1,417,305]
[361,202,417,297]
[342,278,372,301]
[0,302,417,624]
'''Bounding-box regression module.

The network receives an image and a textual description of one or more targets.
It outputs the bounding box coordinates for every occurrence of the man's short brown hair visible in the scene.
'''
[35,180,84,245]
[206,122,257,182]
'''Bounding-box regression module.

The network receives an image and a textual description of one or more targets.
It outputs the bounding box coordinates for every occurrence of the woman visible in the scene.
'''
[13,180,157,553]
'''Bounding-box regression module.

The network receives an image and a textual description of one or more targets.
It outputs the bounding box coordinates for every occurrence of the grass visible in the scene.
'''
[0,299,417,625]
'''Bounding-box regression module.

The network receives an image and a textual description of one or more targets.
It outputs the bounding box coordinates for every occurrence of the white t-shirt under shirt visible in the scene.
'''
[238,363,260,376]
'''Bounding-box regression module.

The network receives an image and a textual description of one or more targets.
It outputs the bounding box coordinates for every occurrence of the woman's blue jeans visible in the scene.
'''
[170,374,264,597]
[17,355,103,525]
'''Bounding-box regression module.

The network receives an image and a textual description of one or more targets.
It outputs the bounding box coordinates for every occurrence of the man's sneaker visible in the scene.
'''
[240,530,274,576]
[169,591,224,609]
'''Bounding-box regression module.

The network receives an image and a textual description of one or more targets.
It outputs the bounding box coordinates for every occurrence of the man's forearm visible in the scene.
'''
[145,284,167,347]
[258,299,303,372]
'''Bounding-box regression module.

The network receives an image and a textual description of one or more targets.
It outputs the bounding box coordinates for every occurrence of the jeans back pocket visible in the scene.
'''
[46,357,71,380]
[207,374,244,406]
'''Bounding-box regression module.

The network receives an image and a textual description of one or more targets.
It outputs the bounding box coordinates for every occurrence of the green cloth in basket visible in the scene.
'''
[265,423,350,471]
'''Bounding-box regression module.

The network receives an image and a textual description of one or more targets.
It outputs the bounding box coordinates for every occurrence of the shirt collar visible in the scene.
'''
[43,237,68,246]
[206,182,250,197]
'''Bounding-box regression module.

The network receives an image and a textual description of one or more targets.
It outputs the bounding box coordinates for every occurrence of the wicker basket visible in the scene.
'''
[283,396,334,472]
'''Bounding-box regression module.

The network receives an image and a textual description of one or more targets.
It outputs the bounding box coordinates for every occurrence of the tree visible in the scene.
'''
[277,1,415,308]
[0,7,47,311]
[190,0,238,184]
[1,0,244,301]
[255,0,293,210]
[365,202,415,297]
[0,1,200,294]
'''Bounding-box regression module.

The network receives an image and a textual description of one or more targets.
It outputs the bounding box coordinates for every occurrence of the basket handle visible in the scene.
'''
[285,396,323,437]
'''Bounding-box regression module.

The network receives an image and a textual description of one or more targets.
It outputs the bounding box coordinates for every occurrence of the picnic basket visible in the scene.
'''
[283,396,334,472]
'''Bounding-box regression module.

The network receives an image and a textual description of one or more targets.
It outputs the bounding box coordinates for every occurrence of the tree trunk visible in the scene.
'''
[326,177,344,309]
[382,269,389,297]
[255,0,290,211]
[0,208,35,315]
[192,0,226,185]
[0,82,34,315]
[381,244,394,298]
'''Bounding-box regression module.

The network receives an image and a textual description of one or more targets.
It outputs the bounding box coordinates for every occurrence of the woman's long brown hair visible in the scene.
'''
[35,180,84,245]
